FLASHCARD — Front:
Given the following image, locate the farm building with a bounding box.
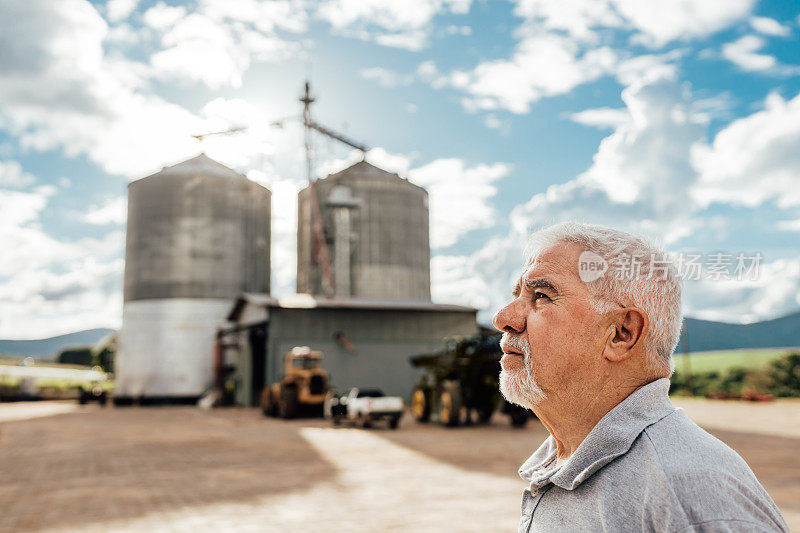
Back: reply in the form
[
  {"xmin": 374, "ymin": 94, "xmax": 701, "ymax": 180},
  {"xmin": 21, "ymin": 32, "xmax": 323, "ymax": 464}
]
[{"xmin": 219, "ymin": 293, "xmax": 478, "ymax": 406}]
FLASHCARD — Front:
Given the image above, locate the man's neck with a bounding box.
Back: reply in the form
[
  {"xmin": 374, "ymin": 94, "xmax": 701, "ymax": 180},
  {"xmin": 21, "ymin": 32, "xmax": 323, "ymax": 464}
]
[{"xmin": 534, "ymin": 379, "xmax": 649, "ymax": 463}]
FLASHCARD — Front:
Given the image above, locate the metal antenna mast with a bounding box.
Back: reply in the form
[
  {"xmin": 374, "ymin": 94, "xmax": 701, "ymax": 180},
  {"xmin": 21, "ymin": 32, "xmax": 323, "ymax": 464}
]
[{"xmin": 300, "ymin": 81, "xmax": 371, "ymax": 299}]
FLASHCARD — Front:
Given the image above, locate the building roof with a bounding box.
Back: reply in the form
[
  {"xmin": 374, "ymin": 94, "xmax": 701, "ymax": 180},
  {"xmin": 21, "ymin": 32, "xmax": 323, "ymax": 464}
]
[
  {"xmin": 326, "ymin": 160, "xmax": 401, "ymax": 181},
  {"xmin": 226, "ymin": 292, "xmax": 477, "ymax": 322}
]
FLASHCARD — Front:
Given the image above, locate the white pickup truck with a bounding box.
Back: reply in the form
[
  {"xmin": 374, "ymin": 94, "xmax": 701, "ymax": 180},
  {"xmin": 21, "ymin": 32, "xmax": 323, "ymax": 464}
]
[{"xmin": 324, "ymin": 387, "xmax": 404, "ymax": 429}]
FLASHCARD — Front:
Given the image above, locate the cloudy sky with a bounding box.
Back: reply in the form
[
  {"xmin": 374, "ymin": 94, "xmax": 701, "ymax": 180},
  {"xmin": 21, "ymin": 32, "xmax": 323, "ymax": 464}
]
[{"xmin": 1, "ymin": 0, "xmax": 799, "ymax": 338}]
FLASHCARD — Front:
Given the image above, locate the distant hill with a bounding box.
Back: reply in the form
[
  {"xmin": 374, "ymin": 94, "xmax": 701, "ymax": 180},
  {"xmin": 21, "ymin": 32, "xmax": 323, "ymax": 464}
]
[
  {"xmin": 677, "ymin": 311, "xmax": 800, "ymax": 353},
  {"xmin": 0, "ymin": 328, "xmax": 115, "ymax": 359}
]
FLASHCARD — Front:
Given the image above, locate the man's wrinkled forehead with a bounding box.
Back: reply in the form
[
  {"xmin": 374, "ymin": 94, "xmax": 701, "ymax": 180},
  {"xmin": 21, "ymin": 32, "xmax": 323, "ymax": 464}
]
[{"xmin": 514, "ymin": 244, "xmax": 582, "ymax": 293}]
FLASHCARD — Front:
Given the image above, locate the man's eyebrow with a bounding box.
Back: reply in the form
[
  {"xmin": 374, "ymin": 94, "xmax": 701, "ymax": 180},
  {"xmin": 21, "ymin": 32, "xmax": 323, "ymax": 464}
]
[
  {"xmin": 512, "ymin": 277, "xmax": 559, "ymax": 298},
  {"xmin": 524, "ymin": 277, "xmax": 559, "ymax": 295}
]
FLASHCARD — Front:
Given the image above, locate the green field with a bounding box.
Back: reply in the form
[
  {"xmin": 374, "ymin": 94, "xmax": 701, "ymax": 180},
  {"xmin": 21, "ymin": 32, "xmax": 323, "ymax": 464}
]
[{"xmin": 673, "ymin": 347, "xmax": 799, "ymax": 374}]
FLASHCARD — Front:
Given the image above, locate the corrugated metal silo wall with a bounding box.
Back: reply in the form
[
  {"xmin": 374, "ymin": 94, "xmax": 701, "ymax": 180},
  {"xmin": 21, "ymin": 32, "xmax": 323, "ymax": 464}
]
[
  {"xmin": 297, "ymin": 164, "xmax": 430, "ymax": 300},
  {"xmin": 262, "ymin": 307, "xmax": 477, "ymax": 402},
  {"xmin": 125, "ymin": 171, "xmax": 270, "ymax": 300}
]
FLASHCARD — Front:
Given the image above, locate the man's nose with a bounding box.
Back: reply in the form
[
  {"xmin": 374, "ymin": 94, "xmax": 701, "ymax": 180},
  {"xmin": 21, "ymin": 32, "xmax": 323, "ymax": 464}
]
[{"xmin": 492, "ymin": 300, "xmax": 525, "ymax": 334}]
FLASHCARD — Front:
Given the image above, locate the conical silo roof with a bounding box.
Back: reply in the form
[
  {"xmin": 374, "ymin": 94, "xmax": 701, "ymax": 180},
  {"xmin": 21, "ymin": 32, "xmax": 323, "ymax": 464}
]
[{"xmin": 136, "ymin": 153, "xmax": 246, "ymax": 183}]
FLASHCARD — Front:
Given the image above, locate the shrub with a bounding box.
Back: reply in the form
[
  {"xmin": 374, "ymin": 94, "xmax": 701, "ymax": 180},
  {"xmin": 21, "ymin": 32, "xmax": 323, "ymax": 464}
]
[{"xmin": 767, "ymin": 352, "xmax": 800, "ymax": 397}]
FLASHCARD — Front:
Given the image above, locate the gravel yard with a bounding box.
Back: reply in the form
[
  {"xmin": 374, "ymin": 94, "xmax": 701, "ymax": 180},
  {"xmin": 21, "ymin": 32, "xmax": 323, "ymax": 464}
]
[{"xmin": 0, "ymin": 401, "xmax": 797, "ymax": 532}]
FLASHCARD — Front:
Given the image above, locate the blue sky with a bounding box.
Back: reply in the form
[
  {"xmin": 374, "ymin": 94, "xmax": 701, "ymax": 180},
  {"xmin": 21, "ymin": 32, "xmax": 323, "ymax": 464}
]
[{"xmin": 1, "ymin": 0, "xmax": 799, "ymax": 338}]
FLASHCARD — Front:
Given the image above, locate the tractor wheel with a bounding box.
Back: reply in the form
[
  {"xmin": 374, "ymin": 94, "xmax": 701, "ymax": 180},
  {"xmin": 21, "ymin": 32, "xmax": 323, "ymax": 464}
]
[
  {"xmin": 389, "ymin": 416, "xmax": 400, "ymax": 430},
  {"xmin": 410, "ymin": 387, "xmax": 430, "ymax": 422},
  {"xmin": 279, "ymin": 387, "xmax": 299, "ymax": 419},
  {"xmin": 260, "ymin": 387, "xmax": 272, "ymax": 417},
  {"xmin": 439, "ymin": 381, "xmax": 463, "ymax": 427}
]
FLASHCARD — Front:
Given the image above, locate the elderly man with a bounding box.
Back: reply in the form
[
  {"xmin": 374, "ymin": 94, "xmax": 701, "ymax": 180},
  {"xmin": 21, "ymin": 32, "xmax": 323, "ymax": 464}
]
[{"xmin": 493, "ymin": 222, "xmax": 788, "ymax": 533}]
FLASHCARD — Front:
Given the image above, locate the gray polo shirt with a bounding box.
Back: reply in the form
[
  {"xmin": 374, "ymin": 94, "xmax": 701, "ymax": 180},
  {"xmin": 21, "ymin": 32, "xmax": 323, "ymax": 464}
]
[{"xmin": 517, "ymin": 378, "xmax": 788, "ymax": 532}]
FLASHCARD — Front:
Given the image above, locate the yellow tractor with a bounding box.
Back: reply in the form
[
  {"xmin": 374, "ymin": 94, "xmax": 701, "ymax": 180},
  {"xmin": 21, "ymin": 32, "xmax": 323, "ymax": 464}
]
[{"xmin": 261, "ymin": 346, "xmax": 329, "ymax": 418}]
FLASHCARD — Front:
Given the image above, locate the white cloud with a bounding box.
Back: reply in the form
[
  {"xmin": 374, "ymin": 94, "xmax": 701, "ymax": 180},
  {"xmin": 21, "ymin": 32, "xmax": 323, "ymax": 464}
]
[
  {"xmin": 84, "ymin": 196, "xmax": 127, "ymax": 225},
  {"xmin": 453, "ymin": 34, "xmax": 617, "ymax": 113},
  {"xmin": 0, "ymin": 160, "xmax": 36, "ymax": 188},
  {"xmin": 105, "ymin": 22, "xmax": 141, "ymax": 45},
  {"xmin": 146, "ymin": 0, "xmax": 306, "ymax": 89},
  {"xmin": 263, "ymin": 178, "xmax": 302, "ymax": 296},
  {"xmin": 777, "ymin": 219, "xmax": 800, "ymax": 232},
  {"xmin": 612, "ymin": 0, "xmax": 755, "ymax": 47},
  {"xmin": 578, "ymin": 75, "xmax": 704, "ymax": 215},
  {"xmin": 483, "ymin": 114, "xmax": 510, "ymax": 133},
  {"xmin": 360, "ymin": 67, "xmax": 413, "ymax": 87},
  {"xmin": 513, "ymin": 0, "xmax": 754, "ymax": 47},
  {"xmin": 409, "ymin": 159, "xmax": 510, "ymax": 248},
  {"xmin": 150, "ymin": 13, "xmax": 290, "ymax": 89},
  {"xmin": 683, "ymin": 257, "xmax": 800, "ymax": 323},
  {"xmin": 0, "ymin": 182, "xmax": 124, "ymax": 337},
  {"xmin": 416, "ymin": 60, "xmax": 438, "ymax": 78},
  {"xmin": 431, "ymin": 0, "xmax": 754, "ymax": 112},
  {"xmin": 748, "ymin": 16, "xmax": 791, "ymax": 37},
  {"xmin": 142, "ymin": 2, "xmax": 187, "ymax": 30},
  {"xmin": 374, "ymin": 30, "xmax": 429, "ymax": 51},
  {"xmin": 105, "ymin": 0, "xmax": 139, "ymax": 23},
  {"xmin": 613, "ymin": 50, "xmax": 682, "ymax": 86},
  {"xmin": 513, "ymin": 0, "xmax": 623, "ymax": 42},
  {"xmin": 721, "ymin": 35, "xmax": 776, "ymax": 72},
  {"xmin": 0, "ymin": 0, "xmax": 205, "ymax": 178},
  {"xmin": 430, "ymin": 235, "xmax": 525, "ymax": 319},
  {"xmin": 0, "ymin": 255, "xmax": 124, "ymax": 338},
  {"xmin": 316, "ymin": 0, "xmax": 471, "ymax": 50},
  {"xmin": 567, "ymin": 107, "xmax": 630, "ymax": 129},
  {"xmin": 692, "ymin": 91, "xmax": 800, "ymax": 209},
  {"xmin": 443, "ymin": 24, "xmax": 471, "ymax": 36},
  {"xmin": 431, "ymin": 254, "xmax": 493, "ymax": 311},
  {"xmin": 0, "ymin": 187, "xmax": 52, "ymax": 229}
]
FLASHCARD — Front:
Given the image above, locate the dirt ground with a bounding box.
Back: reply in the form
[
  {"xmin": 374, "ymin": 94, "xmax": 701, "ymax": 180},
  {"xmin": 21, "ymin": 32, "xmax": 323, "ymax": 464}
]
[{"xmin": 0, "ymin": 402, "xmax": 798, "ymax": 532}]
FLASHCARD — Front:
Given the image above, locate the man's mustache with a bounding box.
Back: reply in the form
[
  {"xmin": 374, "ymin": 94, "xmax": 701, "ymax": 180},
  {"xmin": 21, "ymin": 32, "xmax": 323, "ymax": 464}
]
[{"xmin": 500, "ymin": 332, "xmax": 531, "ymax": 357}]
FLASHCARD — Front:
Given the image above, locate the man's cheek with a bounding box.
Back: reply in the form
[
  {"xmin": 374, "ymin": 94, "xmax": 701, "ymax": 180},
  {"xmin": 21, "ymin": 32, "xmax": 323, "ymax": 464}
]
[{"xmin": 526, "ymin": 310, "xmax": 553, "ymax": 349}]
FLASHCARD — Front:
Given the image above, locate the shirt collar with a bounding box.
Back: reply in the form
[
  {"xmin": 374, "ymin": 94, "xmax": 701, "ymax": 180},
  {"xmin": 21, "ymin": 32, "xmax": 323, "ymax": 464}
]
[{"xmin": 519, "ymin": 378, "xmax": 676, "ymax": 491}]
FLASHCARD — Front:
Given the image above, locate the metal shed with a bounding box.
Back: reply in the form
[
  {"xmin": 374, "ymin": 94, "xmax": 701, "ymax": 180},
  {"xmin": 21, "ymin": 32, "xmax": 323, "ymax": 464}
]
[{"xmin": 221, "ymin": 294, "xmax": 478, "ymax": 406}]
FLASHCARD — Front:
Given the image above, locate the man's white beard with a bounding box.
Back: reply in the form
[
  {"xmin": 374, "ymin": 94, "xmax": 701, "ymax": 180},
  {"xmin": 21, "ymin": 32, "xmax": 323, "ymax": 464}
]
[{"xmin": 499, "ymin": 332, "xmax": 546, "ymax": 409}]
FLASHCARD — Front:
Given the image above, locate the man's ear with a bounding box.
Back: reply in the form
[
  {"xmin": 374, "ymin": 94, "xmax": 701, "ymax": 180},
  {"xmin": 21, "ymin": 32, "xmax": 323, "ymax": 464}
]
[{"xmin": 603, "ymin": 307, "xmax": 648, "ymax": 362}]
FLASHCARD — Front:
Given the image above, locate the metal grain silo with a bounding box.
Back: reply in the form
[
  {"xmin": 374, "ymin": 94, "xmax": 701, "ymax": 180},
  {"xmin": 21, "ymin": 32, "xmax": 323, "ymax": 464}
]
[
  {"xmin": 117, "ymin": 153, "xmax": 270, "ymax": 402},
  {"xmin": 297, "ymin": 160, "xmax": 430, "ymax": 301}
]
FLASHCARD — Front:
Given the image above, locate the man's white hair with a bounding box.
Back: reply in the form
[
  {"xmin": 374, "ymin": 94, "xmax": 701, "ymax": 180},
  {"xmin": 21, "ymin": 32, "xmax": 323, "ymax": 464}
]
[{"xmin": 526, "ymin": 222, "xmax": 683, "ymax": 376}]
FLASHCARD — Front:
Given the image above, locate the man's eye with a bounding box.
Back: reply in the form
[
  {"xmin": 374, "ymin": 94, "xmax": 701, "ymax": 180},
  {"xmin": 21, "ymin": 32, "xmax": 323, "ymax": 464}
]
[{"xmin": 534, "ymin": 292, "xmax": 550, "ymax": 301}]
